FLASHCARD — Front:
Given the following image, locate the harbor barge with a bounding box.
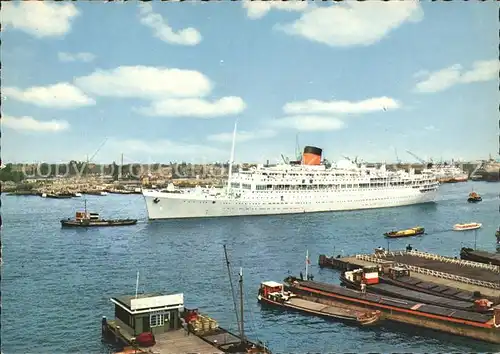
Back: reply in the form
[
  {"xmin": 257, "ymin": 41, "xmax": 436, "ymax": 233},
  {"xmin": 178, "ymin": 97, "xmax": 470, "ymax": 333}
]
[
  {"xmin": 368, "ymin": 266, "xmax": 495, "ymax": 303},
  {"xmin": 460, "ymin": 247, "xmax": 500, "ymax": 267},
  {"xmin": 319, "ymin": 250, "xmax": 500, "ymax": 291},
  {"xmin": 257, "ymin": 281, "xmax": 381, "ymax": 326},
  {"xmin": 284, "ymin": 277, "xmax": 500, "ymax": 344},
  {"xmin": 102, "ymin": 292, "xmax": 270, "ymax": 353},
  {"xmin": 339, "ymin": 267, "xmax": 495, "ymax": 312}
]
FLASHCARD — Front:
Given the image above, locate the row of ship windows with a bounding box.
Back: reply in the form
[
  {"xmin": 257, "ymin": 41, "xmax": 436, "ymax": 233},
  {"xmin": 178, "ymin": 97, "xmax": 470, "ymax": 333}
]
[
  {"xmin": 229, "ymin": 183, "xmax": 433, "ymax": 191},
  {"xmin": 182, "ymin": 196, "xmax": 414, "ymax": 204}
]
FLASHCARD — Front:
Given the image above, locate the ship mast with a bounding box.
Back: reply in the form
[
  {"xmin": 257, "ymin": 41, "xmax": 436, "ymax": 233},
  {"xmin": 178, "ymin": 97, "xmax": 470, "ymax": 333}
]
[
  {"xmin": 226, "ymin": 120, "xmax": 238, "ymax": 194},
  {"xmin": 223, "ymin": 245, "xmax": 242, "ymax": 341},
  {"xmin": 305, "ymin": 249, "xmax": 309, "ymax": 279},
  {"xmin": 238, "ymin": 267, "xmax": 245, "ymax": 343}
]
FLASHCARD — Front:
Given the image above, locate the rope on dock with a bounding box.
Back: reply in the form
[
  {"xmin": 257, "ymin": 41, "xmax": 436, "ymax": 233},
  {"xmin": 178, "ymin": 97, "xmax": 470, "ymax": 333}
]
[{"xmin": 354, "ymin": 254, "xmax": 500, "ymax": 290}]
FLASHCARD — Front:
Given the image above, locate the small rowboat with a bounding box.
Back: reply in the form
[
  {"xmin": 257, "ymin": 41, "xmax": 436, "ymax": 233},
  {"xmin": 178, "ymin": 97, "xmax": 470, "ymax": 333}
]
[
  {"xmin": 453, "ymin": 222, "xmax": 482, "ymax": 231},
  {"xmin": 384, "ymin": 226, "xmax": 425, "ymax": 238}
]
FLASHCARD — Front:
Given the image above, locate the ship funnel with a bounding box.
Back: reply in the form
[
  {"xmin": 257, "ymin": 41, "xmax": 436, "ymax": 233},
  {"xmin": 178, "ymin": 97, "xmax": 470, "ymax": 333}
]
[{"xmin": 302, "ymin": 146, "xmax": 322, "ymax": 165}]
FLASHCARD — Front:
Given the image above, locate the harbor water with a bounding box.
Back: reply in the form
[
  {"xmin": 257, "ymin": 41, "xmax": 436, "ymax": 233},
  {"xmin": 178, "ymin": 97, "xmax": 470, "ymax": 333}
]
[{"xmin": 2, "ymin": 182, "xmax": 500, "ymax": 353}]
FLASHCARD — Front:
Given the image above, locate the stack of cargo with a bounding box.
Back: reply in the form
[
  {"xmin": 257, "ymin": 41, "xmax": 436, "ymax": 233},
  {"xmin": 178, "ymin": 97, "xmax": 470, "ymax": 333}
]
[{"xmin": 191, "ymin": 314, "xmax": 218, "ymax": 333}]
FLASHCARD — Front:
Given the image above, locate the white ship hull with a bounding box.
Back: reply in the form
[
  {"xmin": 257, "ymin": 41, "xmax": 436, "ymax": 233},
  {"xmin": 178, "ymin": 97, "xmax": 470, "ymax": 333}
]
[{"xmin": 143, "ymin": 188, "xmax": 438, "ymax": 220}]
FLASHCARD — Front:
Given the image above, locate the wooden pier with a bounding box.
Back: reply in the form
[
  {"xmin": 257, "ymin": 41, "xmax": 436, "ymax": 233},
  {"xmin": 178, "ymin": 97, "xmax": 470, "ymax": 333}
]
[{"xmin": 106, "ymin": 319, "xmax": 224, "ymax": 354}]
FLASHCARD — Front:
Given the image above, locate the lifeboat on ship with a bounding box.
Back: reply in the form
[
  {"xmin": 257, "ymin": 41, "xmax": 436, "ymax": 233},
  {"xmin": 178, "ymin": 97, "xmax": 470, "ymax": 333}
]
[
  {"xmin": 453, "ymin": 222, "xmax": 482, "ymax": 231},
  {"xmin": 467, "ymin": 192, "xmax": 482, "ymax": 203},
  {"xmin": 384, "ymin": 226, "xmax": 425, "ymax": 238}
]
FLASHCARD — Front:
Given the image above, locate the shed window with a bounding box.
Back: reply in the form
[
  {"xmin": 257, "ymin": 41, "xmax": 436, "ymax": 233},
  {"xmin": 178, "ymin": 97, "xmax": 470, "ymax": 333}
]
[{"xmin": 150, "ymin": 311, "xmax": 169, "ymax": 327}]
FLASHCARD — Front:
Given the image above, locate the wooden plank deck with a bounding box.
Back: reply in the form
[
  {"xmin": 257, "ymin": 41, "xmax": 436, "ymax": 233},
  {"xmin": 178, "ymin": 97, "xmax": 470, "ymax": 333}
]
[{"xmin": 147, "ymin": 329, "xmax": 224, "ymax": 354}]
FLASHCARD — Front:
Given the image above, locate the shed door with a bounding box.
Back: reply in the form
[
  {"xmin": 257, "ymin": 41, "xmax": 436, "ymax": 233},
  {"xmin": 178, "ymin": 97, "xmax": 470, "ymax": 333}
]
[{"xmin": 143, "ymin": 316, "xmax": 150, "ymax": 333}]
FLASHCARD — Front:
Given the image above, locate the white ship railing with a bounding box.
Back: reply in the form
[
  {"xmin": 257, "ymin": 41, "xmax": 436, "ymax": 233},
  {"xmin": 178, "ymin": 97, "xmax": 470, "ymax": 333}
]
[
  {"xmin": 369, "ymin": 250, "xmax": 500, "ymax": 273},
  {"xmin": 355, "ymin": 254, "xmax": 500, "ymax": 290}
]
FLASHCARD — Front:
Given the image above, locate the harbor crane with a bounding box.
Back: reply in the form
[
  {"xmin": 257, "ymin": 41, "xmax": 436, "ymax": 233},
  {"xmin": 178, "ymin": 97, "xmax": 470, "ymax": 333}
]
[{"xmin": 406, "ymin": 150, "xmax": 433, "ymax": 169}]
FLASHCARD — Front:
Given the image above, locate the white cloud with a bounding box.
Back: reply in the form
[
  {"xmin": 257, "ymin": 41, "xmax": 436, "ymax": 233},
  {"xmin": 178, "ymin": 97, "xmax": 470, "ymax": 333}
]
[
  {"xmin": 74, "ymin": 66, "xmax": 212, "ymax": 99},
  {"xmin": 459, "ymin": 59, "xmax": 499, "ymax": 83},
  {"xmin": 58, "ymin": 52, "xmax": 96, "ymax": 63},
  {"xmin": 242, "ymin": 0, "xmax": 309, "ymax": 19},
  {"xmin": 138, "ymin": 3, "xmax": 202, "ymax": 46},
  {"xmin": 270, "ymin": 116, "xmax": 345, "ymax": 131},
  {"xmin": 137, "ymin": 97, "xmax": 246, "ymax": 118},
  {"xmin": 414, "ymin": 64, "xmax": 462, "ymax": 93},
  {"xmin": 2, "ymin": 115, "xmax": 69, "ymax": 132},
  {"xmin": 275, "ymin": 1, "xmax": 422, "ymax": 47},
  {"xmin": 1, "ymin": 1, "xmax": 79, "ymax": 38},
  {"xmin": 3, "ymin": 83, "xmax": 96, "ymax": 109},
  {"xmin": 283, "ymin": 96, "xmax": 401, "ymax": 115},
  {"xmin": 207, "ymin": 129, "xmax": 276, "ymax": 143},
  {"xmin": 424, "ymin": 125, "xmax": 438, "ymax": 131},
  {"xmin": 415, "ymin": 59, "xmax": 499, "ymax": 93}
]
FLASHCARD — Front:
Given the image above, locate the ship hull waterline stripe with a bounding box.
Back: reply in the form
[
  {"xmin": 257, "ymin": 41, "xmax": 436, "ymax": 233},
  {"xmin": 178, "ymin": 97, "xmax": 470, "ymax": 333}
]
[{"xmin": 295, "ymin": 285, "xmax": 493, "ymax": 329}]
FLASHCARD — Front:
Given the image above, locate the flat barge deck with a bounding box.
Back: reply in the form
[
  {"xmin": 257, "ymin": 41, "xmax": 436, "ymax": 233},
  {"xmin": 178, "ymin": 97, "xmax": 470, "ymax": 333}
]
[
  {"xmin": 357, "ymin": 282, "xmax": 479, "ymax": 311},
  {"xmin": 258, "ymin": 281, "xmax": 381, "ymax": 326},
  {"xmin": 319, "ymin": 250, "xmax": 500, "ymax": 292},
  {"xmin": 285, "ymin": 277, "xmax": 500, "ymax": 344},
  {"xmin": 376, "ymin": 251, "xmax": 500, "ymax": 282},
  {"xmin": 460, "ymin": 247, "xmax": 500, "ymax": 266}
]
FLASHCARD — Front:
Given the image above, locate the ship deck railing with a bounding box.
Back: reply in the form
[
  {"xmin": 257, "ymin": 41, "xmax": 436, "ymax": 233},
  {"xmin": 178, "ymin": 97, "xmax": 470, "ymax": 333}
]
[
  {"xmin": 355, "ymin": 254, "xmax": 500, "ymax": 290},
  {"xmin": 370, "ymin": 250, "xmax": 500, "ymax": 273}
]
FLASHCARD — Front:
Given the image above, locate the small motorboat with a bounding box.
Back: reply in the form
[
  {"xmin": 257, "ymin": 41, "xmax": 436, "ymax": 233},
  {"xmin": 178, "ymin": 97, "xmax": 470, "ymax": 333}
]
[
  {"xmin": 257, "ymin": 281, "xmax": 381, "ymax": 326},
  {"xmin": 467, "ymin": 191, "xmax": 482, "ymax": 203},
  {"xmin": 61, "ymin": 211, "xmax": 137, "ymax": 228},
  {"xmin": 453, "ymin": 222, "xmax": 482, "ymax": 231},
  {"xmin": 384, "ymin": 226, "xmax": 425, "ymax": 238}
]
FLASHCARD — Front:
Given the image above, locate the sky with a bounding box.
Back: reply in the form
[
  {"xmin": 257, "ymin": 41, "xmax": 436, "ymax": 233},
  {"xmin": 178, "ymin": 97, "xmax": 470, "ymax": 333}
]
[{"xmin": 2, "ymin": 0, "xmax": 499, "ymax": 164}]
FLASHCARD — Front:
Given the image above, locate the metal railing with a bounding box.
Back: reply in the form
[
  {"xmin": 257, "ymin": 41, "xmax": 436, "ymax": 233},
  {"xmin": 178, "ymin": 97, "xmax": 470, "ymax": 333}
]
[
  {"xmin": 406, "ymin": 250, "xmax": 500, "ymax": 273},
  {"xmin": 355, "ymin": 254, "xmax": 500, "ymax": 290}
]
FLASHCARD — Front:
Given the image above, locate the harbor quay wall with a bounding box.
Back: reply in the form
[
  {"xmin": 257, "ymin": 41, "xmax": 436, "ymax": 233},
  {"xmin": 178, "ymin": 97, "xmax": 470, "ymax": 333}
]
[{"xmin": 297, "ymin": 293, "xmax": 500, "ymax": 344}]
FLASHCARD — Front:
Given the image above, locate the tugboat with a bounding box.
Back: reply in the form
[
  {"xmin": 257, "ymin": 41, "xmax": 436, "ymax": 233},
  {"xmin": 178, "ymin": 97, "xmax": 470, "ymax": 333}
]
[
  {"xmin": 467, "ymin": 191, "xmax": 482, "ymax": 203},
  {"xmin": 384, "ymin": 226, "xmax": 425, "ymax": 238},
  {"xmin": 60, "ymin": 199, "xmax": 137, "ymax": 227}
]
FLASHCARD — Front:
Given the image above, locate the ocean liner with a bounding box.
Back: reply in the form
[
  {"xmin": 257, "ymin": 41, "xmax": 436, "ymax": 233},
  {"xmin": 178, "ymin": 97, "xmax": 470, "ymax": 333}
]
[{"xmin": 143, "ymin": 140, "xmax": 439, "ymax": 220}]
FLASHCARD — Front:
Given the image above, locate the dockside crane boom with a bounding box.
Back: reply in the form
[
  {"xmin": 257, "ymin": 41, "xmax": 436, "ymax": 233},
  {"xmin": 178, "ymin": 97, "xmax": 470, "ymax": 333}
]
[{"xmin": 405, "ymin": 150, "xmax": 427, "ymax": 164}]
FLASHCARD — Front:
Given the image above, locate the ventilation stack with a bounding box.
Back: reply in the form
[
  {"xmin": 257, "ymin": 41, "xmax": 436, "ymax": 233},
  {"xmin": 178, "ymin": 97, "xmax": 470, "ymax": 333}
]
[{"xmin": 302, "ymin": 146, "xmax": 322, "ymax": 165}]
